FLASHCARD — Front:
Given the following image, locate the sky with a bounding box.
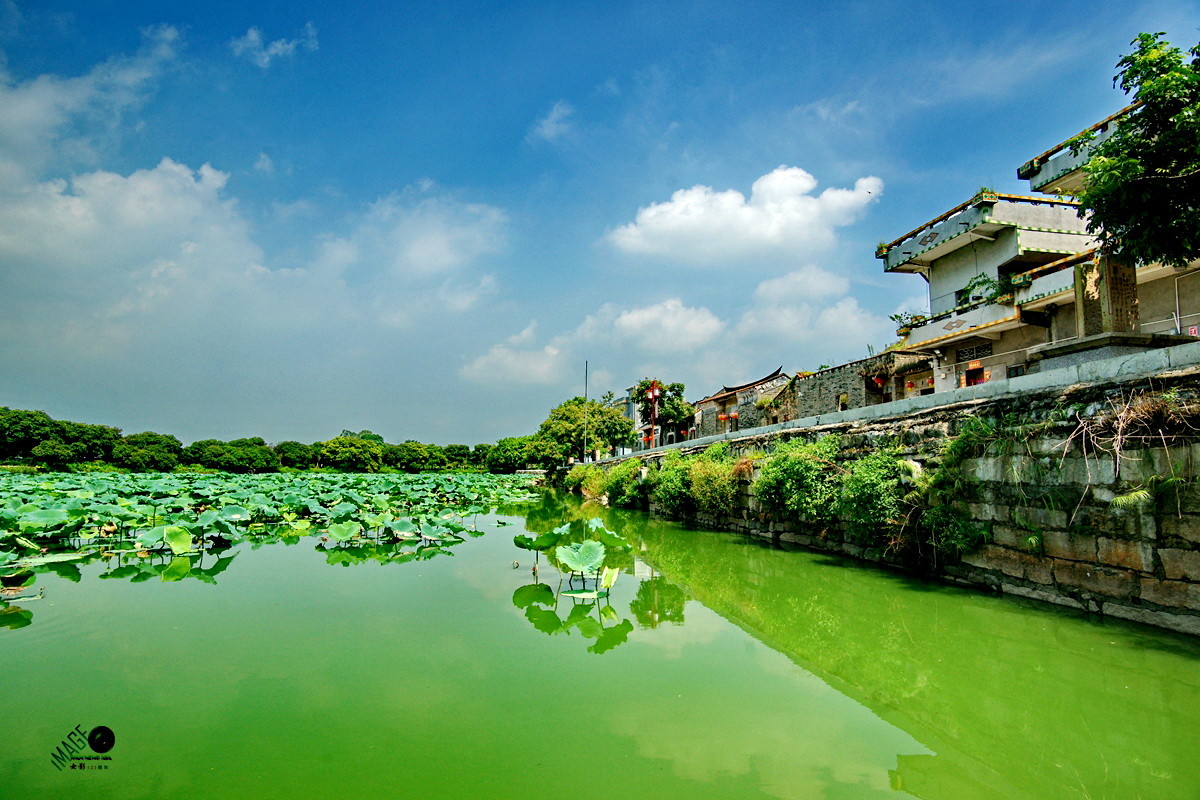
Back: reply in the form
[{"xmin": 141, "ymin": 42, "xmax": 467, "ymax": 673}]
[{"xmin": 0, "ymin": 0, "xmax": 1197, "ymax": 445}]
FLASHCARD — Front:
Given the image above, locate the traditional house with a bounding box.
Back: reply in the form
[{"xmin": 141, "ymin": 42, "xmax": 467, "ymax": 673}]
[
  {"xmin": 762, "ymin": 351, "xmax": 933, "ymax": 422},
  {"xmin": 878, "ymin": 191, "xmax": 1093, "ymax": 389},
  {"xmin": 695, "ymin": 368, "xmax": 790, "ymax": 437},
  {"xmin": 1016, "ymin": 105, "xmax": 1200, "ymax": 368}
]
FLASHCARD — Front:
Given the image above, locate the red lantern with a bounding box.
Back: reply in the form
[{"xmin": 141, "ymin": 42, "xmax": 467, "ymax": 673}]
[
  {"xmin": 717, "ymin": 413, "xmax": 728, "ymax": 421},
  {"xmin": 730, "ymin": 411, "xmax": 739, "ymax": 419},
  {"xmin": 873, "ymin": 376, "xmax": 885, "ymax": 386},
  {"xmin": 926, "ymin": 377, "xmax": 934, "ymax": 386},
  {"xmin": 906, "ymin": 381, "xmax": 915, "ymax": 389}
]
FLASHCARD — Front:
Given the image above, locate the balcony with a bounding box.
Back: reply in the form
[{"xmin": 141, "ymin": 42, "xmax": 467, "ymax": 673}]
[
  {"xmin": 1016, "ymin": 268, "xmax": 1075, "ymax": 309},
  {"xmin": 878, "ymin": 192, "xmax": 1087, "ymax": 276},
  {"xmin": 1017, "ymin": 104, "xmax": 1137, "ymax": 195},
  {"xmin": 904, "ymin": 300, "xmax": 1020, "ymax": 350}
]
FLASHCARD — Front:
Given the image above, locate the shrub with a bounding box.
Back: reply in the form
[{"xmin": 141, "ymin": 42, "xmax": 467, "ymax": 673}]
[
  {"xmin": 604, "ymin": 459, "xmax": 647, "ymax": 508},
  {"xmin": 753, "ymin": 435, "xmax": 842, "ymax": 521},
  {"xmin": 838, "ymin": 450, "xmax": 903, "ymax": 543},
  {"xmin": 688, "ymin": 457, "xmax": 739, "ymax": 516},
  {"xmin": 563, "ymin": 464, "xmax": 590, "ymax": 491},
  {"xmin": 651, "ymin": 450, "xmax": 694, "ymax": 515}
]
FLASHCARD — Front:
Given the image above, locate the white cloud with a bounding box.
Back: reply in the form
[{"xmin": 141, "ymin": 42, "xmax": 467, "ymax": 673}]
[
  {"xmin": 317, "ymin": 190, "xmax": 506, "ymax": 281},
  {"xmin": 753, "ymin": 266, "xmax": 848, "ymax": 302},
  {"xmin": 230, "ymin": 22, "xmax": 318, "ymax": 68},
  {"xmin": 613, "ymin": 298, "xmax": 725, "ymax": 353},
  {"xmin": 254, "ymin": 152, "xmax": 274, "ymax": 172},
  {"xmin": 0, "ymin": 24, "xmax": 178, "ymax": 180},
  {"xmin": 606, "ymin": 166, "xmax": 882, "ymax": 265},
  {"xmin": 462, "ymin": 342, "xmax": 568, "ymax": 386},
  {"xmin": 528, "ymin": 100, "xmax": 575, "ymax": 143}
]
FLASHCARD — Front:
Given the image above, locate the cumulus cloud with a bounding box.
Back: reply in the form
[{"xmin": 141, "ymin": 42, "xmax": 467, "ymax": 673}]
[
  {"xmin": 230, "ymin": 22, "xmax": 318, "ymax": 68},
  {"xmin": 753, "ymin": 266, "xmax": 849, "ymax": 302},
  {"xmin": 316, "ymin": 189, "xmax": 506, "ymax": 283},
  {"xmin": 463, "ymin": 268, "xmax": 891, "ymax": 394},
  {"xmin": 0, "ymin": 24, "xmax": 178, "ymax": 181},
  {"xmin": 612, "ymin": 298, "xmax": 725, "ymax": 353},
  {"xmin": 606, "ymin": 166, "xmax": 882, "ymax": 265},
  {"xmin": 528, "ymin": 100, "xmax": 574, "ymax": 143},
  {"xmin": 254, "ymin": 152, "xmax": 274, "ymax": 173}
]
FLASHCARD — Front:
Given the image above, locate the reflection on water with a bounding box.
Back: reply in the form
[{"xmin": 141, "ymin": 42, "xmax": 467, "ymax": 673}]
[{"xmin": 1, "ymin": 490, "xmax": 1199, "ymax": 800}]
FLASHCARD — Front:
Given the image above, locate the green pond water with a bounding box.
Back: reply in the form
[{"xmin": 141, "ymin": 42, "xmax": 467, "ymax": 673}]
[{"xmin": 3, "ymin": 491, "xmax": 1200, "ymax": 800}]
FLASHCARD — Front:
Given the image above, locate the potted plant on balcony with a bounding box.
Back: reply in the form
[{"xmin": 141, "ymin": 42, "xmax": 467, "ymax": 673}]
[{"xmin": 889, "ymin": 311, "xmax": 927, "ymax": 336}]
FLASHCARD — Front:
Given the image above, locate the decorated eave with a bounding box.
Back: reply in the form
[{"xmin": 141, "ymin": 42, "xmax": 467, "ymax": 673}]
[
  {"xmin": 875, "ymin": 192, "xmax": 1081, "ymax": 275},
  {"xmin": 697, "ymin": 367, "xmax": 785, "ymax": 405},
  {"xmin": 1016, "ymin": 103, "xmax": 1139, "ymax": 195}
]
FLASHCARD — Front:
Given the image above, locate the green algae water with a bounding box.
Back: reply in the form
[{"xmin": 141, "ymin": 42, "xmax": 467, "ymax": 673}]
[{"xmin": 3, "ymin": 491, "xmax": 1199, "ymax": 800}]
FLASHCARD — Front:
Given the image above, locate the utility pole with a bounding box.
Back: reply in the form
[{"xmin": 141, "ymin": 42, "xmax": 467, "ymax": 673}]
[{"xmin": 578, "ymin": 362, "xmax": 583, "ymax": 465}]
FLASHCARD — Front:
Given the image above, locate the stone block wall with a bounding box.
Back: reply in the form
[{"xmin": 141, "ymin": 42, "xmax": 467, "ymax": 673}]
[{"xmin": 595, "ymin": 371, "xmax": 1200, "ymax": 637}]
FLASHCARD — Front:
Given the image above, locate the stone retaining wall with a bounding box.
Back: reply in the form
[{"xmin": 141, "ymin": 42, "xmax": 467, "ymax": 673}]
[{"xmin": 587, "ymin": 364, "xmax": 1200, "ymax": 636}]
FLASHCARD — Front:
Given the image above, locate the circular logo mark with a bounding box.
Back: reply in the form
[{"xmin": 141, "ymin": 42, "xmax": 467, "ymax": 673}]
[{"xmin": 88, "ymin": 726, "xmax": 115, "ymax": 754}]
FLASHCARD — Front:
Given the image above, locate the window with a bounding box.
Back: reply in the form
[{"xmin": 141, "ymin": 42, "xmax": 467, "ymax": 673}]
[
  {"xmin": 1006, "ymin": 364, "xmax": 1027, "ymax": 379},
  {"xmin": 956, "ymin": 342, "xmax": 993, "ymax": 363}
]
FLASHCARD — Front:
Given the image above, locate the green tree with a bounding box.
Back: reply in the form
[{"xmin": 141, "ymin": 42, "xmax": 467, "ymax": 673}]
[
  {"xmin": 383, "ymin": 441, "xmax": 431, "ymax": 473},
  {"xmin": 632, "ymin": 379, "xmax": 695, "ymax": 442},
  {"xmin": 122, "ymin": 431, "xmax": 183, "ymax": 457},
  {"xmin": 0, "ymin": 407, "xmax": 60, "ymax": 460},
  {"xmin": 537, "ymin": 396, "xmax": 635, "ymax": 462},
  {"xmin": 1075, "ymin": 33, "xmax": 1200, "ymax": 268},
  {"xmin": 58, "ymin": 421, "xmax": 122, "ymax": 462},
  {"xmin": 273, "ymin": 440, "xmax": 315, "ymax": 469},
  {"xmin": 471, "ymin": 443, "xmax": 492, "ymax": 467},
  {"xmin": 30, "ymin": 439, "xmax": 77, "ymax": 470},
  {"xmin": 443, "ymin": 444, "xmax": 471, "ymax": 467},
  {"xmin": 319, "ymin": 436, "xmax": 383, "ymax": 472},
  {"xmin": 340, "ymin": 429, "xmax": 385, "ymax": 443}
]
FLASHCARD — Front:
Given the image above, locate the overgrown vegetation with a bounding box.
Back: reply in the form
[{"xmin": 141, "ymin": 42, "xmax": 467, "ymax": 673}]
[{"xmin": 1073, "ymin": 33, "xmax": 1200, "ymax": 269}]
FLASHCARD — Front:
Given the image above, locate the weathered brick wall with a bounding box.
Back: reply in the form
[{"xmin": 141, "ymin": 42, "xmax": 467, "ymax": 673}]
[{"xmin": 592, "ymin": 370, "xmax": 1200, "ymax": 637}]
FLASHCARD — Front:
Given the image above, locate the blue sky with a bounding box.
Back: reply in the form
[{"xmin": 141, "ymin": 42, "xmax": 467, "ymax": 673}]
[{"xmin": 1, "ymin": 0, "xmax": 1197, "ymax": 445}]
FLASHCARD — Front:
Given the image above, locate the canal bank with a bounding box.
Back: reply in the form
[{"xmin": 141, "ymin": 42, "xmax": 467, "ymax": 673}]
[{"xmin": 580, "ymin": 340, "xmax": 1200, "ymax": 636}]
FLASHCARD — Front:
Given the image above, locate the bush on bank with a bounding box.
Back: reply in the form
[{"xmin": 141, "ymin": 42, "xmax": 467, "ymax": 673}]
[{"xmin": 563, "ymin": 434, "xmax": 985, "ymax": 559}]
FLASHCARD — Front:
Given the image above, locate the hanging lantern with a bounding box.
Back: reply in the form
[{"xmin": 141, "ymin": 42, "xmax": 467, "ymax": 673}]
[
  {"xmin": 730, "ymin": 411, "xmax": 739, "ymax": 419},
  {"xmin": 906, "ymin": 381, "xmax": 916, "ymax": 389},
  {"xmin": 717, "ymin": 413, "xmax": 728, "ymax": 421},
  {"xmin": 926, "ymin": 377, "xmax": 935, "ymax": 386},
  {"xmin": 873, "ymin": 376, "xmax": 885, "ymax": 387}
]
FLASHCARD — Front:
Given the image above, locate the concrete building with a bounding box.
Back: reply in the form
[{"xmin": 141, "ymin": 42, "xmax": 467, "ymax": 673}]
[
  {"xmin": 1016, "ymin": 105, "xmax": 1200, "ymax": 368},
  {"xmin": 695, "ymin": 368, "xmax": 789, "ymax": 438},
  {"xmin": 878, "ymin": 191, "xmax": 1093, "ymax": 389}
]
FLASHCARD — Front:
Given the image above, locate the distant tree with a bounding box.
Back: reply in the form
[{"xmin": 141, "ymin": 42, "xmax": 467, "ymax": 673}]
[
  {"xmin": 523, "ymin": 436, "xmax": 566, "ymax": 470},
  {"xmin": 340, "ymin": 429, "xmax": 385, "ymax": 443},
  {"xmin": 273, "ymin": 441, "xmax": 315, "ymax": 469},
  {"xmin": 0, "ymin": 407, "xmax": 60, "ymax": 460},
  {"xmin": 111, "ymin": 442, "xmax": 178, "ymax": 472},
  {"xmin": 182, "ymin": 439, "xmax": 279, "ymax": 472},
  {"xmin": 471, "ymin": 443, "xmax": 492, "ymax": 467},
  {"xmin": 1075, "ymin": 33, "xmax": 1200, "ymax": 268},
  {"xmin": 632, "ymin": 379, "xmax": 694, "ymax": 429},
  {"xmin": 320, "ymin": 436, "xmax": 383, "ymax": 472},
  {"xmin": 122, "ymin": 431, "xmax": 183, "ymax": 457},
  {"xmin": 30, "ymin": 439, "xmax": 77, "ymax": 470},
  {"xmin": 537, "ymin": 397, "xmax": 635, "ymax": 462},
  {"xmin": 58, "ymin": 421, "xmax": 122, "ymax": 462},
  {"xmin": 383, "ymin": 441, "xmax": 431, "ymax": 473},
  {"xmin": 443, "ymin": 444, "xmax": 471, "ymax": 467},
  {"xmin": 486, "ymin": 437, "xmax": 530, "ymax": 474},
  {"xmin": 423, "ymin": 443, "xmax": 448, "ymax": 471}
]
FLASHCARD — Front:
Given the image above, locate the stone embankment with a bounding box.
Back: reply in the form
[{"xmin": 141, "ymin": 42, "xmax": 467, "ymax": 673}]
[{"xmin": 588, "ymin": 343, "xmax": 1200, "ymax": 636}]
